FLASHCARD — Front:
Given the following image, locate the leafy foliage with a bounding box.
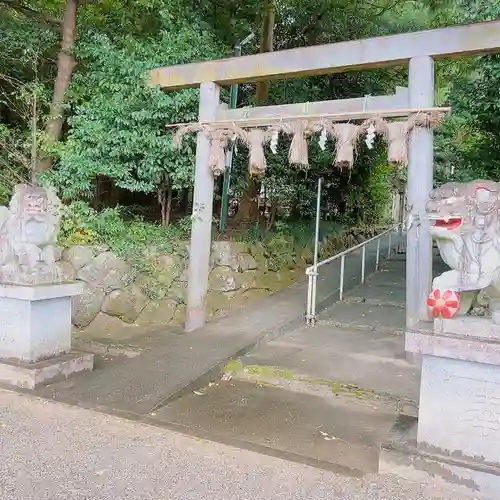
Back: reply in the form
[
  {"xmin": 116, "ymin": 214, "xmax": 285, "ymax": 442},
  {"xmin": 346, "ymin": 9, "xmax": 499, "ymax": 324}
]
[
  {"xmin": 4, "ymin": 0, "xmax": 499, "ymax": 253},
  {"xmin": 0, "ymin": 6, "xmax": 57, "ymax": 199},
  {"xmin": 46, "ymin": 14, "xmax": 225, "ymax": 198},
  {"xmin": 59, "ymin": 200, "xmax": 192, "ymax": 274},
  {"xmin": 431, "ymin": 1, "xmax": 500, "ymax": 184}
]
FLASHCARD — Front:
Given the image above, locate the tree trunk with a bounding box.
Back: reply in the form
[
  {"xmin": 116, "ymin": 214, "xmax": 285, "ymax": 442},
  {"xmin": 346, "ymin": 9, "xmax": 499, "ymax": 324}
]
[
  {"xmin": 232, "ymin": 180, "xmax": 261, "ymax": 227},
  {"xmin": 30, "ymin": 91, "xmax": 38, "ymax": 184},
  {"xmin": 36, "ymin": 0, "xmax": 78, "ymax": 176},
  {"xmin": 234, "ymin": 0, "xmax": 275, "ymax": 226},
  {"xmin": 184, "ymin": 187, "xmax": 192, "ymax": 216},
  {"xmin": 255, "ymin": 0, "xmax": 275, "ymax": 103},
  {"xmin": 159, "ymin": 185, "xmax": 173, "ymax": 227},
  {"xmin": 265, "ymin": 199, "xmax": 278, "ymax": 233},
  {"xmin": 165, "ymin": 186, "xmax": 173, "ymax": 226}
]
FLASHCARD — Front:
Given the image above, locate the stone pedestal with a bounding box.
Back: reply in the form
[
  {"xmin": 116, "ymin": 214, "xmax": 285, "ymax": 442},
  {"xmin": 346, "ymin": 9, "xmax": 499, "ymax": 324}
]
[
  {"xmin": 0, "ymin": 282, "xmax": 94, "ymax": 389},
  {"xmin": 380, "ymin": 317, "xmax": 500, "ymax": 499}
]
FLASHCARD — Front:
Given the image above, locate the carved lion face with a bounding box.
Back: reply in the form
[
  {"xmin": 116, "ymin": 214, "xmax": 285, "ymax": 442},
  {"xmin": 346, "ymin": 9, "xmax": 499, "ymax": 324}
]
[
  {"xmin": 23, "ymin": 193, "xmax": 48, "ymax": 217},
  {"xmin": 426, "ymin": 180, "xmax": 499, "ymax": 240},
  {"xmin": 426, "ymin": 182, "xmax": 466, "ymax": 238},
  {"xmin": 10, "ymin": 184, "xmax": 58, "ymax": 220}
]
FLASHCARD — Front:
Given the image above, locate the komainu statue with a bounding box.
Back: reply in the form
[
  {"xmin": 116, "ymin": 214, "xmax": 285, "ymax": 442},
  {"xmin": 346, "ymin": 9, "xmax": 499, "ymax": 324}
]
[
  {"xmin": 0, "ymin": 184, "xmax": 63, "ymax": 285},
  {"xmin": 426, "ymin": 180, "xmax": 500, "ymax": 322}
]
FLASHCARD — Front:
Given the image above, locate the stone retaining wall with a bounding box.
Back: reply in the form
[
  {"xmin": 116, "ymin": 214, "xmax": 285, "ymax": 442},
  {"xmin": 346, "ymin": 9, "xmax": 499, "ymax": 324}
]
[{"xmin": 68, "ymin": 227, "xmax": 382, "ymax": 334}]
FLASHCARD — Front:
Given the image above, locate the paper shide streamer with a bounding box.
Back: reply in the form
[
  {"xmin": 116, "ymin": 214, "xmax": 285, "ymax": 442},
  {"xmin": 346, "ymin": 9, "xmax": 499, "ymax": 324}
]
[{"xmin": 170, "ymin": 111, "xmax": 445, "ymax": 175}]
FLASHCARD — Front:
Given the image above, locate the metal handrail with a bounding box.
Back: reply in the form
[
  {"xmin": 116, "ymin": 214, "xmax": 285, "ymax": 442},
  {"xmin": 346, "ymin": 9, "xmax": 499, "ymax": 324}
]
[{"xmin": 305, "ymin": 224, "xmax": 401, "ymax": 326}]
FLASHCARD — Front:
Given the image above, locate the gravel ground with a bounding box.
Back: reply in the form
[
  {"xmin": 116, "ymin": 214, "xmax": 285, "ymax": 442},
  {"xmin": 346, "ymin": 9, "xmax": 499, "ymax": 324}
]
[{"xmin": 0, "ymin": 389, "xmax": 474, "ymax": 500}]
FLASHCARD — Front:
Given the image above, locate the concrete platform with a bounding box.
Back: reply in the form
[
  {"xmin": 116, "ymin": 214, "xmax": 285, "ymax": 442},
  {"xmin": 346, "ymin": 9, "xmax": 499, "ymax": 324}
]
[
  {"xmin": 362, "ymin": 272, "xmax": 406, "ymax": 289},
  {"xmin": 317, "ymin": 301, "xmax": 406, "ymax": 334},
  {"xmin": 23, "ymin": 235, "xmax": 420, "ymax": 478},
  {"xmin": 241, "ymin": 324, "xmax": 419, "ymax": 402},
  {"xmin": 0, "ymin": 352, "xmax": 94, "ymax": 390},
  {"xmin": 345, "ymin": 284, "xmax": 405, "ymax": 307},
  {"xmin": 148, "ymin": 250, "xmax": 417, "ymax": 473},
  {"xmin": 171, "ymin": 256, "xmax": 420, "ymax": 473},
  {"xmin": 154, "ymin": 378, "xmax": 398, "ymax": 475},
  {"xmin": 380, "ymin": 414, "xmax": 500, "ymax": 500},
  {"xmin": 0, "ymin": 388, "xmax": 475, "ymax": 500}
]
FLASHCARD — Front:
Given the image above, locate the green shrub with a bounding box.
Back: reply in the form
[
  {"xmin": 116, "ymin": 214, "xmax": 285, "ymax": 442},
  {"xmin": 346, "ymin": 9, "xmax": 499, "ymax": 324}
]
[{"xmin": 58, "ymin": 201, "xmax": 192, "ymax": 274}]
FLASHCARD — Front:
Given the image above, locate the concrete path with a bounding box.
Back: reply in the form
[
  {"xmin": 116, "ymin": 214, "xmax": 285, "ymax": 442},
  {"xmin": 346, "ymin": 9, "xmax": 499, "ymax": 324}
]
[
  {"xmin": 149, "ymin": 254, "xmax": 418, "ymax": 475},
  {"xmin": 0, "ymin": 388, "xmax": 471, "ymax": 500},
  {"xmin": 34, "ymin": 233, "xmax": 399, "ymax": 416},
  {"xmin": 146, "ymin": 253, "xmax": 452, "ymax": 476}
]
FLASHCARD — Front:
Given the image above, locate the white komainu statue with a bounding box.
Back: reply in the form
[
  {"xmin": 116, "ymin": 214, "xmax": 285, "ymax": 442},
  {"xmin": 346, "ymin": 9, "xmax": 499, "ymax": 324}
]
[
  {"xmin": 426, "ymin": 180, "xmax": 500, "ymax": 322},
  {"xmin": 0, "ymin": 184, "xmax": 63, "ymax": 285}
]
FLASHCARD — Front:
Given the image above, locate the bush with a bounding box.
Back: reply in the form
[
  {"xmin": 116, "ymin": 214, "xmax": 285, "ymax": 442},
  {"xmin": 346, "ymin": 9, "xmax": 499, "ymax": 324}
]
[{"xmin": 59, "ymin": 201, "xmax": 191, "ymax": 273}]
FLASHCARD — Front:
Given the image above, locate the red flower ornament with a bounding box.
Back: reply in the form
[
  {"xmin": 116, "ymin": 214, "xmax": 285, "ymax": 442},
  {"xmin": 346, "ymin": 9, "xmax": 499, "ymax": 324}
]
[{"xmin": 426, "ymin": 289, "xmax": 460, "ymax": 318}]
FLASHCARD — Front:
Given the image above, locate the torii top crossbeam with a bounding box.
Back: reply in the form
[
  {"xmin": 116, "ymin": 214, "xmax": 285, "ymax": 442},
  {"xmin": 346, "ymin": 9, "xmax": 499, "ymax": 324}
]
[{"xmin": 150, "ymin": 20, "xmax": 500, "ymax": 90}]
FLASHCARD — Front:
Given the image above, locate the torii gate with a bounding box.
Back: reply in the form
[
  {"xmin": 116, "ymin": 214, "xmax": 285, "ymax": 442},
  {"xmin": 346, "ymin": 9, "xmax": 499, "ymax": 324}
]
[{"xmin": 149, "ymin": 20, "xmax": 500, "ymax": 333}]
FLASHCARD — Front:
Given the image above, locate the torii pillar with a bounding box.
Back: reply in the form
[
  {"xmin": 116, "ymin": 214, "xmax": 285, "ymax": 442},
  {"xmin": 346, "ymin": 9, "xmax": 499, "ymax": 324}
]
[
  {"xmin": 406, "ymin": 56, "xmax": 434, "ymax": 329},
  {"xmin": 185, "ymin": 82, "xmax": 220, "ymax": 332}
]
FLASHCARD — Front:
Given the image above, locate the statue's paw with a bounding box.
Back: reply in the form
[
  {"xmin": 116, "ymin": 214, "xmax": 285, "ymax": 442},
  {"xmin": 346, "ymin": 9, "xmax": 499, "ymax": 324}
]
[
  {"xmin": 42, "ymin": 245, "xmax": 59, "ymax": 264},
  {"xmin": 0, "ymin": 242, "xmax": 12, "ymax": 266},
  {"xmin": 493, "ymin": 310, "xmax": 500, "ymax": 325}
]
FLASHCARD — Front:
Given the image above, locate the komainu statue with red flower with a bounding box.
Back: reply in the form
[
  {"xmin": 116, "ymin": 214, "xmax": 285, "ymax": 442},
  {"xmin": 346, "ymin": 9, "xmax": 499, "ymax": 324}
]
[{"xmin": 426, "ymin": 180, "xmax": 500, "ymax": 322}]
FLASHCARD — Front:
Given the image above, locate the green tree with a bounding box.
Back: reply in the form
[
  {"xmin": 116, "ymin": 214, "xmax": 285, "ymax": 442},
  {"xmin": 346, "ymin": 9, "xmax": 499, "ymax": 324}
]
[
  {"xmin": 0, "ymin": 0, "xmax": 460, "ymax": 232},
  {"xmin": 430, "ymin": 1, "xmax": 500, "ymax": 183},
  {"xmin": 0, "ymin": 4, "xmax": 56, "ymax": 195},
  {"xmin": 47, "ymin": 12, "xmax": 225, "ymax": 225}
]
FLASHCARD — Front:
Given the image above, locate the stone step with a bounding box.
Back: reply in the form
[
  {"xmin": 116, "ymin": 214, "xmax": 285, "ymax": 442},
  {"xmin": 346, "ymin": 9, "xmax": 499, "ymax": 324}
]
[
  {"xmin": 343, "ymin": 288, "xmax": 405, "ymax": 308},
  {"xmin": 153, "ymin": 378, "xmax": 399, "ymax": 475},
  {"xmin": 317, "ymin": 301, "xmax": 406, "ymax": 334},
  {"xmin": 238, "ymin": 324, "xmax": 420, "ymax": 404},
  {"xmin": 352, "ymin": 270, "xmax": 406, "ymax": 290},
  {"xmin": 379, "ymin": 256, "xmax": 407, "ymax": 269}
]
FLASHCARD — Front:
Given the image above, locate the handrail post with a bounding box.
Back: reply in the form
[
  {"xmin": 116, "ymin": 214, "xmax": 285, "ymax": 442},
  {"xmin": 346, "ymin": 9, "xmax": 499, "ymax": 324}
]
[
  {"xmin": 306, "ymin": 271, "xmax": 313, "ymax": 325},
  {"xmin": 306, "ymin": 177, "xmax": 323, "ymax": 327},
  {"xmin": 313, "ymin": 178, "xmax": 322, "ymax": 273},
  {"xmin": 399, "ymin": 224, "xmax": 403, "ymax": 253},
  {"xmin": 361, "ymin": 244, "xmax": 366, "ymax": 284},
  {"xmin": 376, "ymin": 239, "xmax": 380, "ymax": 271},
  {"xmin": 311, "ymin": 272, "xmax": 318, "ymax": 321},
  {"xmin": 339, "ymin": 254, "xmax": 345, "ymax": 301}
]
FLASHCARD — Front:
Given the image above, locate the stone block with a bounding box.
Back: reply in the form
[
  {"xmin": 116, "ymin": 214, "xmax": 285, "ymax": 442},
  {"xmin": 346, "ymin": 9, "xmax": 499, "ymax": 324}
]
[
  {"xmin": 0, "ymin": 282, "xmax": 83, "ymax": 363},
  {"xmin": 60, "ymin": 261, "xmax": 76, "ymax": 281},
  {"xmin": 171, "ymin": 303, "xmax": 186, "ymax": 325},
  {"xmin": 62, "ymin": 245, "xmax": 96, "ymax": 270},
  {"xmin": 101, "ymin": 285, "xmax": 150, "ymax": 323},
  {"xmin": 249, "ymin": 244, "xmax": 269, "ymax": 271},
  {"xmin": 155, "ymin": 254, "xmax": 180, "ymax": 287},
  {"xmin": 72, "ymin": 282, "xmax": 105, "ymax": 328},
  {"xmin": 236, "ymin": 270, "xmax": 258, "ymax": 291},
  {"xmin": 237, "ymin": 253, "xmax": 257, "ymax": 271},
  {"xmin": 435, "ymin": 316, "xmax": 500, "ymax": 341},
  {"xmin": 167, "ymin": 281, "xmax": 186, "ymax": 303},
  {"xmin": 418, "ymin": 355, "xmax": 500, "ymax": 464},
  {"xmin": 406, "ymin": 319, "xmax": 500, "ymax": 367},
  {"xmin": 0, "ymin": 352, "xmax": 94, "ymax": 390},
  {"xmin": 407, "ymin": 319, "xmax": 500, "ymax": 464},
  {"xmin": 77, "ymin": 252, "xmax": 133, "ymax": 293},
  {"xmin": 211, "ymin": 242, "xmax": 240, "ymax": 271},
  {"xmin": 388, "ymin": 317, "xmax": 500, "ymax": 498},
  {"xmin": 208, "ymin": 267, "xmax": 238, "ymax": 292},
  {"xmin": 137, "ymin": 299, "xmax": 178, "ymax": 325},
  {"xmin": 380, "ymin": 414, "xmax": 500, "ymax": 500}
]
